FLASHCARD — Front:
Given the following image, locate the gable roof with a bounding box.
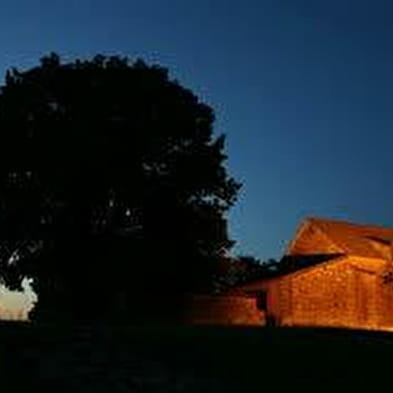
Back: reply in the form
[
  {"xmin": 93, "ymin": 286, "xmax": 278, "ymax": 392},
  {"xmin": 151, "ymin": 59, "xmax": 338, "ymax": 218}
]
[
  {"xmin": 287, "ymin": 217, "xmax": 393, "ymax": 260},
  {"xmin": 229, "ymin": 217, "xmax": 393, "ymax": 295},
  {"xmin": 227, "ymin": 253, "xmax": 348, "ymax": 294}
]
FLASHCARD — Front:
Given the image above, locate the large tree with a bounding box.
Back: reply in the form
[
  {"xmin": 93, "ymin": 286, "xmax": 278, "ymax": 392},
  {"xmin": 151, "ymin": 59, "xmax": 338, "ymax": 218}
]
[{"xmin": 0, "ymin": 54, "xmax": 240, "ymax": 323}]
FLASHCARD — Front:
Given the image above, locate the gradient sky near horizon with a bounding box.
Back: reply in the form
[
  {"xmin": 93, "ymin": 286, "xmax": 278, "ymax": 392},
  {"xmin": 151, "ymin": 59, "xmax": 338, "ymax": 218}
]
[{"xmin": 1, "ymin": 0, "xmax": 393, "ymax": 313}]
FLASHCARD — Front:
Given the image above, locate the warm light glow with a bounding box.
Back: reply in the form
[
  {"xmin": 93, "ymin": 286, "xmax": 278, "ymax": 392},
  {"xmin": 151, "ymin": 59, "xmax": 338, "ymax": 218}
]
[
  {"xmin": 0, "ymin": 278, "xmax": 37, "ymax": 321},
  {"xmin": 213, "ymin": 218, "xmax": 393, "ymax": 332}
]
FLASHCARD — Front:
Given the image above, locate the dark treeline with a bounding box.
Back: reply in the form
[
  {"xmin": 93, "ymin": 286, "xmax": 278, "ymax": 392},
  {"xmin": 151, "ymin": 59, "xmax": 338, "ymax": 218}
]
[{"xmin": 0, "ymin": 53, "xmax": 241, "ymax": 324}]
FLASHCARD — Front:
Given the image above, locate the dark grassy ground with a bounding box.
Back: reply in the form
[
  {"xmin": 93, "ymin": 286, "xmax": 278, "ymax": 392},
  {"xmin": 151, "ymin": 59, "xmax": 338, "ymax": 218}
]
[{"xmin": 2, "ymin": 321, "xmax": 393, "ymax": 392}]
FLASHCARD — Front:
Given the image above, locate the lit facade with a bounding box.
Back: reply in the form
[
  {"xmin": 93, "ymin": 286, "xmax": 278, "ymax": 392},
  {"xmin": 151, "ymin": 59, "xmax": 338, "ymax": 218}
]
[{"xmin": 235, "ymin": 217, "xmax": 393, "ymax": 330}]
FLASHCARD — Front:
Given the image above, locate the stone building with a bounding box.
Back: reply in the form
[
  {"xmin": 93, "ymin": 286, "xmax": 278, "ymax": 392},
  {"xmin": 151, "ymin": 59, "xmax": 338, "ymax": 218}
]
[{"xmin": 233, "ymin": 217, "xmax": 393, "ymax": 330}]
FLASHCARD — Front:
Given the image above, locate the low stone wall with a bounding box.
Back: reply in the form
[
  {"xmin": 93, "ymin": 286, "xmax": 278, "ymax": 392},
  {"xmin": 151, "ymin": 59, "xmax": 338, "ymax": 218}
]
[{"xmin": 185, "ymin": 294, "xmax": 264, "ymax": 326}]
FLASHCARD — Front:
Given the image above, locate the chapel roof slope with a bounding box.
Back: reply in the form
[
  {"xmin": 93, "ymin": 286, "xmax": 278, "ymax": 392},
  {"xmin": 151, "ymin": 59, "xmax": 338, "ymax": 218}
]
[{"xmin": 297, "ymin": 217, "xmax": 393, "ymax": 260}]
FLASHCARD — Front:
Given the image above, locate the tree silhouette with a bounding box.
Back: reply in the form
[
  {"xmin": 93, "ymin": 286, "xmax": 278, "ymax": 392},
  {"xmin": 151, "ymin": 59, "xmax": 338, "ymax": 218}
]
[
  {"xmin": 214, "ymin": 255, "xmax": 279, "ymax": 292},
  {"xmin": 0, "ymin": 53, "xmax": 241, "ymax": 323}
]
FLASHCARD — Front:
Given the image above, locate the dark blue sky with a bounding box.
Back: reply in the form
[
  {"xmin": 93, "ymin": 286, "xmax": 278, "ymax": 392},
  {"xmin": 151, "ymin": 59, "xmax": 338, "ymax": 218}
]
[{"xmin": 1, "ymin": 0, "xmax": 393, "ymax": 261}]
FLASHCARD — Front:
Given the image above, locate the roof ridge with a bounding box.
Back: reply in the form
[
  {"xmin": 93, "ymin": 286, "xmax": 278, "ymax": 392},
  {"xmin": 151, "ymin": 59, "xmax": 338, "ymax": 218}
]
[
  {"xmin": 309, "ymin": 217, "xmax": 346, "ymax": 254},
  {"xmin": 307, "ymin": 216, "xmax": 393, "ymax": 232}
]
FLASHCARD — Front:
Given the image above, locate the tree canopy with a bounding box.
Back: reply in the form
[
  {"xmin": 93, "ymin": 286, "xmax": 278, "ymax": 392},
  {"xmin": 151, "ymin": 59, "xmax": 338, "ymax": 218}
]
[
  {"xmin": 214, "ymin": 255, "xmax": 279, "ymax": 292},
  {"xmin": 0, "ymin": 53, "xmax": 240, "ymax": 323}
]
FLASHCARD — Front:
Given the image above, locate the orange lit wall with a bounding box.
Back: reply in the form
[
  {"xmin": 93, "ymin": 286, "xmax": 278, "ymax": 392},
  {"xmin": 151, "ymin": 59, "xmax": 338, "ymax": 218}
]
[
  {"xmin": 185, "ymin": 294, "xmax": 264, "ymax": 326},
  {"xmin": 264, "ymin": 257, "xmax": 393, "ymax": 331}
]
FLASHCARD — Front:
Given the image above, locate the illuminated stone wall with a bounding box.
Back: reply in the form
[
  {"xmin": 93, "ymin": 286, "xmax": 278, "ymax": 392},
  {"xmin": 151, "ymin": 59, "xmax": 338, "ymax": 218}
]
[
  {"xmin": 185, "ymin": 294, "xmax": 264, "ymax": 326},
  {"xmin": 282, "ymin": 261, "xmax": 356, "ymax": 328},
  {"xmin": 264, "ymin": 257, "xmax": 393, "ymax": 331}
]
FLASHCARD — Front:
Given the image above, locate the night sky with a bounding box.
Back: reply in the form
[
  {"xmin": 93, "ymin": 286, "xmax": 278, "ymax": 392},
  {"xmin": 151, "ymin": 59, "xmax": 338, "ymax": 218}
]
[{"xmin": 0, "ymin": 0, "xmax": 393, "ymax": 314}]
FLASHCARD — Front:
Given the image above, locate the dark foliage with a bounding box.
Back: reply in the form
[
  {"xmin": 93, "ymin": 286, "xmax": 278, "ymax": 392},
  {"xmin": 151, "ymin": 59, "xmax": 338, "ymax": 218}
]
[
  {"xmin": 214, "ymin": 255, "xmax": 279, "ymax": 291},
  {"xmin": 0, "ymin": 53, "xmax": 240, "ymax": 323}
]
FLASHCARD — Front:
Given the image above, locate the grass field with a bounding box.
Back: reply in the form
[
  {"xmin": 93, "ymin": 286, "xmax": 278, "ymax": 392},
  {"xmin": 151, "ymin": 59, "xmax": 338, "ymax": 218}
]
[{"xmin": 2, "ymin": 321, "xmax": 393, "ymax": 392}]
